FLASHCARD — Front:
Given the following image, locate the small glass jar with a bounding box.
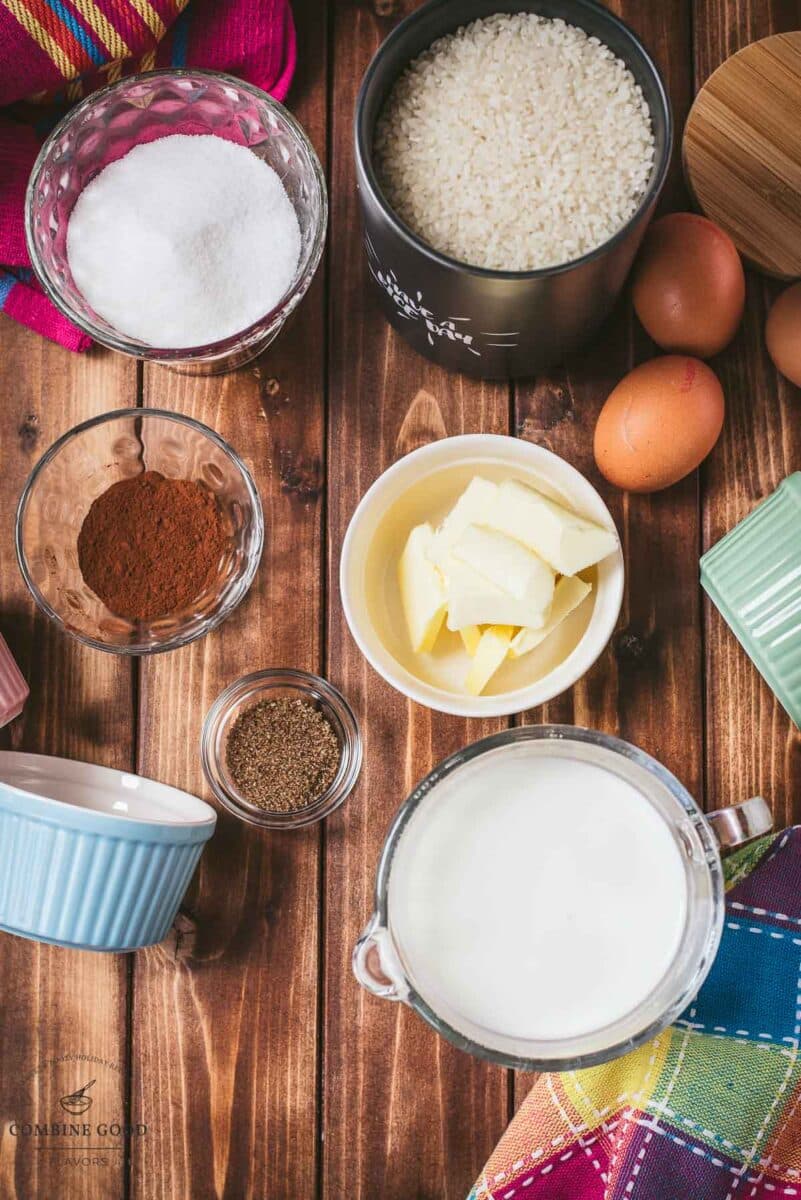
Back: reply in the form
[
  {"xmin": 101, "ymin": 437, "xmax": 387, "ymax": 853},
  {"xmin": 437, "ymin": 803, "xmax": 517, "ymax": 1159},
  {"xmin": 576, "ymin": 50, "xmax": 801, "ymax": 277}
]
[
  {"xmin": 25, "ymin": 69, "xmax": 327, "ymax": 374},
  {"xmin": 201, "ymin": 669, "xmax": 363, "ymax": 829}
]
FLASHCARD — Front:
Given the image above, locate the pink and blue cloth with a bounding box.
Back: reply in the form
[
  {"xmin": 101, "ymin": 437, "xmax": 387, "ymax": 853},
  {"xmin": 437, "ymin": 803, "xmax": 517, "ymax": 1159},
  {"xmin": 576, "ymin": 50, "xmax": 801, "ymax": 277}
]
[
  {"xmin": 0, "ymin": 0, "xmax": 296, "ymax": 349},
  {"xmin": 470, "ymin": 829, "xmax": 801, "ymax": 1199}
]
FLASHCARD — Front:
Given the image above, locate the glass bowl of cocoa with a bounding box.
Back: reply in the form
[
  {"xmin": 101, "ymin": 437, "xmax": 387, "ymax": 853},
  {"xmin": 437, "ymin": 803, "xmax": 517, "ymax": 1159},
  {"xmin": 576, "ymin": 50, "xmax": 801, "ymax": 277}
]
[
  {"xmin": 201, "ymin": 669, "xmax": 363, "ymax": 829},
  {"xmin": 16, "ymin": 408, "xmax": 264, "ymax": 654}
]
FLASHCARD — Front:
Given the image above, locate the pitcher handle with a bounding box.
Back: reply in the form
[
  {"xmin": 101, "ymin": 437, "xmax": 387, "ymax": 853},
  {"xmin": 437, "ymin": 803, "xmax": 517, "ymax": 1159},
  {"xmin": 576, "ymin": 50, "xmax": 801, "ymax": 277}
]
[
  {"xmin": 352, "ymin": 917, "xmax": 408, "ymax": 1002},
  {"xmin": 706, "ymin": 797, "xmax": 773, "ymax": 854}
]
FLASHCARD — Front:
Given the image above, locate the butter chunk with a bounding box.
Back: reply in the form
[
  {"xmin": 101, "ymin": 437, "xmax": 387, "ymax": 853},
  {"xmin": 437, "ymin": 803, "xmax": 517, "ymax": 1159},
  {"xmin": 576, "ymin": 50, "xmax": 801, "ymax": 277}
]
[
  {"xmin": 446, "ymin": 560, "xmax": 550, "ymax": 631},
  {"xmin": 427, "ymin": 477, "xmax": 499, "ymax": 568},
  {"xmin": 466, "ymin": 625, "xmax": 514, "ymax": 695},
  {"xmin": 459, "ymin": 625, "xmax": 483, "ymax": 656},
  {"xmin": 509, "ymin": 576, "xmax": 592, "ymax": 658},
  {"xmin": 487, "ymin": 480, "xmax": 618, "ymax": 576},
  {"xmin": 398, "ymin": 523, "xmax": 448, "ymax": 654},
  {"xmin": 452, "ymin": 524, "xmax": 555, "ymax": 605}
]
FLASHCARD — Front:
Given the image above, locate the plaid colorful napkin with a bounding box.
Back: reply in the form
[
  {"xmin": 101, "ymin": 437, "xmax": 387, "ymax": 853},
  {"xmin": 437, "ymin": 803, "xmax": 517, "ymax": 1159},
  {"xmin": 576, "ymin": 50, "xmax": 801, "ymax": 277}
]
[
  {"xmin": 0, "ymin": 0, "xmax": 296, "ymax": 349},
  {"xmin": 469, "ymin": 829, "xmax": 801, "ymax": 1200}
]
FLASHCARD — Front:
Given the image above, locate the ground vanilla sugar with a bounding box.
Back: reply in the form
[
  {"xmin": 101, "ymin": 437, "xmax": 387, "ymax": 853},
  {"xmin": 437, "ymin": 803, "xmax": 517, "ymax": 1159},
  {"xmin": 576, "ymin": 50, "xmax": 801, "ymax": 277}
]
[
  {"xmin": 225, "ymin": 697, "xmax": 341, "ymax": 812},
  {"xmin": 77, "ymin": 470, "xmax": 230, "ymax": 622}
]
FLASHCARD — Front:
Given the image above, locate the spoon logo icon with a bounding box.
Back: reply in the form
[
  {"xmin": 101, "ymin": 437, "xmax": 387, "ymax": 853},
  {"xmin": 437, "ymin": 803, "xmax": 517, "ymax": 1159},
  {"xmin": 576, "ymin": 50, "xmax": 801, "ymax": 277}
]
[{"xmin": 59, "ymin": 1079, "xmax": 95, "ymax": 1116}]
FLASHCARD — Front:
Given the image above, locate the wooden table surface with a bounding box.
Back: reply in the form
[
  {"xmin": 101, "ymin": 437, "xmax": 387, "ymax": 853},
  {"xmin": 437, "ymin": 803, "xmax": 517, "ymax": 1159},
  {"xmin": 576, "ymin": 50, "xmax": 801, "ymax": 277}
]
[{"xmin": 1, "ymin": 1, "xmax": 800, "ymax": 1197}]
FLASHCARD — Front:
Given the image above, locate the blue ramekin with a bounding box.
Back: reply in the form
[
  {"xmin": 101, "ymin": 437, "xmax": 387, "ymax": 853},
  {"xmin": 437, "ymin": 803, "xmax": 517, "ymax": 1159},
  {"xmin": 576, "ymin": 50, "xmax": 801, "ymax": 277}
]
[{"xmin": 0, "ymin": 752, "xmax": 216, "ymax": 952}]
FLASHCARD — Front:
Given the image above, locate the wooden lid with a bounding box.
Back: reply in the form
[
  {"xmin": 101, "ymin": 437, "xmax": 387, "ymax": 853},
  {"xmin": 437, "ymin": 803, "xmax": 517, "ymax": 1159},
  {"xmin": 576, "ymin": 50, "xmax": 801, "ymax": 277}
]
[{"xmin": 683, "ymin": 31, "xmax": 801, "ymax": 280}]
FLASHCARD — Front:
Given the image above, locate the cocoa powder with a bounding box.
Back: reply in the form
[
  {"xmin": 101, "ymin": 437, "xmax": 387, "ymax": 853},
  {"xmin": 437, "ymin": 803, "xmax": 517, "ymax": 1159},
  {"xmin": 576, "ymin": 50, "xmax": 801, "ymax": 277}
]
[{"xmin": 77, "ymin": 471, "xmax": 230, "ymax": 622}]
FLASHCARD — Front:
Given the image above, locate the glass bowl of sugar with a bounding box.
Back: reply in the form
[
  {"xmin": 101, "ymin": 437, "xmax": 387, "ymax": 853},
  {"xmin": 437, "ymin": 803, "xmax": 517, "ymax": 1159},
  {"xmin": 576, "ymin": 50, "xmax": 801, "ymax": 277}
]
[{"xmin": 25, "ymin": 70, "xmax": 327, "ymax": 374}]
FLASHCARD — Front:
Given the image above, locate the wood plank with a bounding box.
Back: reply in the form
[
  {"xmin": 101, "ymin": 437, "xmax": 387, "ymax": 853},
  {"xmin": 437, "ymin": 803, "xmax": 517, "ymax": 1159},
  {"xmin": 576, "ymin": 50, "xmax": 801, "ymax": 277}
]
[
  {"xmin": 129, "ymin": 6, "xmax": 328, "ymax": 1196},
  {"xmin": 323, "ymin": 4, "xmax": 511, "ymax": 1198},
  {"xmin": 0, "ymin": 327, "xmax": 135, "ymax": 1200},
  {"xmin": 512, "ymin": 0, "xmax": 696, "ymax": 1107},
  {"xmin": 695, "ymin": 0, "xmax": 801, "ymax": 831},
  {"xmin": 516, "ymin": 0, "xmax": 697, "ymax": 766}
]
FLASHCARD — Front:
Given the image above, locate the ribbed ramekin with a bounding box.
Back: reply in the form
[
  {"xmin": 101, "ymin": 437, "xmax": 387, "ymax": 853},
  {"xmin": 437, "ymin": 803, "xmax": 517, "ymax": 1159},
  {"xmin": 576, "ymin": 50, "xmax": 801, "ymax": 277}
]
[
  {"xmin": 0, "ymin": 634, "xmax": 28, "ymax": 727},
  {"xmin": 0, "ymin": 752, "xmax": 216, "ymax": 952},
  {"xmin": 701, "ymin": 472, "xmax": 801, "ymax": 730}
]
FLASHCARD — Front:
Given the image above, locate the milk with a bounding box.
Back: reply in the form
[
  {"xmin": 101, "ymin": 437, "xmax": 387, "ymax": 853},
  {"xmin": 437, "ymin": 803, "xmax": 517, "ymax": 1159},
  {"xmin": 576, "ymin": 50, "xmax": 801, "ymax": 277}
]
[{"xmin": 388, "ymin": 742, "xmax": 688, "ymax": 1043}]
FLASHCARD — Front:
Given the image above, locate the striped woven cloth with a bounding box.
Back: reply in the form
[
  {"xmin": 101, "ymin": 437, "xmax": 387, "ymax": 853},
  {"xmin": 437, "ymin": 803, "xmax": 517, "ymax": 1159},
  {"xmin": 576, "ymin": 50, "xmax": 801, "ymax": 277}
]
[
  {"xmin": 0, "ymin": 0, "xmax": 296, "ymax": 349},
  {"xmin": 470, "ymin": 830, "xmax": 801, "ymax": 1200}
]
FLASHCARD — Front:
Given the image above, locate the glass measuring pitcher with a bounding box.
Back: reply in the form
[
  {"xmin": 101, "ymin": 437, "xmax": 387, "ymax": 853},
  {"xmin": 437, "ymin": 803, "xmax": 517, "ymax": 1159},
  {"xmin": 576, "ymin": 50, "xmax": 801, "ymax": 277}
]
[{"xmin": 353, "ymin": 725, "xmax": 772, "ymax": 1072}]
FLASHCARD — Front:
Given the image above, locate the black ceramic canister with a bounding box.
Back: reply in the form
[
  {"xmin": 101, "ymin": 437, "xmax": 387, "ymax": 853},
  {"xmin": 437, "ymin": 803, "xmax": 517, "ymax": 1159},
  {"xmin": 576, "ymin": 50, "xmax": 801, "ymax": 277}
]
[{"xmin": 354, "ymin": 0, "xmax": 673, "ymax": 380}]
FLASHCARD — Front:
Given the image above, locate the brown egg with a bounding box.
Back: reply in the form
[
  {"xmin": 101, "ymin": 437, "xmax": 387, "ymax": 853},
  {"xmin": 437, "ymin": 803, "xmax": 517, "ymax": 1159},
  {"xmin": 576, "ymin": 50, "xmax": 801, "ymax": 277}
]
[
  {"xmin": 631, "ymin": 213, "xmax": 745, "ymax": 358},
  {"xmin": 766, "ymin": 282, "xmax": 801, "ymax": 388},
  {"xmin": 594, "ymin": 356, "xmax": 725, "ymax": 493}
]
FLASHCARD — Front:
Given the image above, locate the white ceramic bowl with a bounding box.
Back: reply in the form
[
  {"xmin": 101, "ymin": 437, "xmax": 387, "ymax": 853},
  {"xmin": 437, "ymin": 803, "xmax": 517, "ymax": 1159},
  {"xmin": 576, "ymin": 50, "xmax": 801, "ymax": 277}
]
[{"xmin": 340, "ymin": 435, "xmax": 624, "ymax": 717}]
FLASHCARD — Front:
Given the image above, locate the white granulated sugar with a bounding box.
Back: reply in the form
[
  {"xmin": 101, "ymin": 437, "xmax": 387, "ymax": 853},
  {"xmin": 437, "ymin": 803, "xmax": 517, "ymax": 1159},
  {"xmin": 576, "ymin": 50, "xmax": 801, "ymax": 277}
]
[
  {"xmin": 67, "ymin": 134, "xmax": 301, "ymax": 347},
  {"xmin": 373, "ymin": 13, "xmax": 656, "ymax": 271}
]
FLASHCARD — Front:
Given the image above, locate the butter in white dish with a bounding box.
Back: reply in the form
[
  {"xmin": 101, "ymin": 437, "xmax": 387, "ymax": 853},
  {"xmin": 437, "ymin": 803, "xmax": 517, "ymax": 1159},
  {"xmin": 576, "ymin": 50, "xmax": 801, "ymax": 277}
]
[
  {"xmin": 465, "ymin": 625, "xmax": 514, "ymax": 696},
  {"xmin": 445, "ymin": 559, "xmax": 553, "ymax": 633},
  {"xmin": 509, "ymin": 576, "xmax": 592, "ymax": 659},
  {"xmin": 450, "ymin": 524, "xmax": 555, "ymax": 608},
  {"xmin": 459, "ymin": 625, "xmax": 482, "ymax": 656},
  {"xmin": 398, "ymin": 522, "xmax": 447, "ymax": 653},
  {"xmin": 485, "ymin": 480, "xmax": 619, "ymax": 576},
  {"xmin": 427, "ymin": 476, "xmax": 498, "ymax": 569},
  {"xmin": 396, "ymin": 475, "xmax": 618, "ymax": 694}
]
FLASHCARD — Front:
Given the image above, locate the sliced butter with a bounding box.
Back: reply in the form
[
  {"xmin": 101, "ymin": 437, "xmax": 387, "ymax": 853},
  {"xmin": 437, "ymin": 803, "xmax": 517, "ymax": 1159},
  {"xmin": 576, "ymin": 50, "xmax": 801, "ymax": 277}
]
[
  {"xmin": 459, "ymin": 625, "xmax": 483, "ymax": 656},
  {"xmin": 510, "ymin": 575, "xmax": 592, "ymax": 658},
  {"xmin": 445, "ymin": 559, "xmax": 550, "ymax": 631},
  {"xmin": 427, "ymin": 477, "xmax": 498, "ymax": 569},
  {"xmin": 451, "ymin": 523, "xmax": 555, "ymax": 605},
  {"xmin": 486, "ymin": 479, "xmax": 618, "ymax": 576},
  {"xmin": 398, "ymin": 523, "xmax": 447, "ymax": 654},
  {"xmin": 466, "ymin": 625, "xmax": 514, "ymax": 695}
]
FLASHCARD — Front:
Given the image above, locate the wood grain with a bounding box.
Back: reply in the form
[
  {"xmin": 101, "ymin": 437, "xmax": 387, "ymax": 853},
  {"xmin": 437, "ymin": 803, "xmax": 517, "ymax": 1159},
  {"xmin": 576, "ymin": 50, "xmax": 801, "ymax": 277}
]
[
  {"xmin": 516, "ymin": 0, "xmax": 698, "ymax": 771},
  {"xmin": 512, "ymin": 0, "xmax": 696, "ymax": 1107},
  {"xmin": 683, "ymin": 31, "xmax": 801, "ymax": 278},
  {"xmin": 3, "ymin": 4, "xmax": 800, "ymax": 1198},
  {"xmin": 695, "ymin": 0, "xmax": 801, "ymax": 831},
  {"xmin": 322, "ymin": 3, "xmax": 511, "ymax": 1196},
  {"xmin": 129, "ymin": 5, "xmax": 328, "ymax": 1197},
  {"xmin": 0, "ymin": 329, "xmax": 136, "ymax": 1200}
]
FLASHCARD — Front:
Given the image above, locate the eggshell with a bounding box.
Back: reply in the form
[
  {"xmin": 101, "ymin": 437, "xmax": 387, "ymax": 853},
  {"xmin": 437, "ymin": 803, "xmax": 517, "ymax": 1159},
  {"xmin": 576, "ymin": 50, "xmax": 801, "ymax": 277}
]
[
  {"xmin": 631, "ymin": 213, "xmax": 745, "ymax": 358},
  {"xmin": 766, "ymin": 282, "xmax": 801, "ymax": 388},
  {"xmin": 594, "ymin": 356, "xmax": 725, "ymax": 493}
]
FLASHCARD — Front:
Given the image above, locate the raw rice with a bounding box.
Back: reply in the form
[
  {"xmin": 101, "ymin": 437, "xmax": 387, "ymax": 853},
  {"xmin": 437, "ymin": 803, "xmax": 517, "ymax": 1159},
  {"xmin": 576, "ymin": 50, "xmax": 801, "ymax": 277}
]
[{"xmin": 373, "ymin": 13, "xmax": 656, "ymax": 272}]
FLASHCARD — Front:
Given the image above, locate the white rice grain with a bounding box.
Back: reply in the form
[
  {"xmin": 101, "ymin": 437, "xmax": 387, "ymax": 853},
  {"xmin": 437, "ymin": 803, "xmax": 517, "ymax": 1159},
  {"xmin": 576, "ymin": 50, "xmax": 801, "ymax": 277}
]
[{"xmin": 373, "ymin": 13, "xmax": 656, "ymax": 271}]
